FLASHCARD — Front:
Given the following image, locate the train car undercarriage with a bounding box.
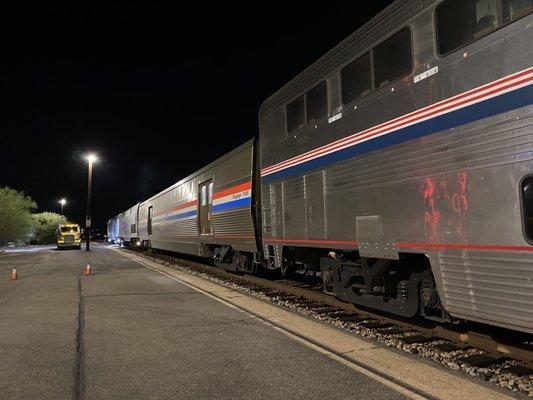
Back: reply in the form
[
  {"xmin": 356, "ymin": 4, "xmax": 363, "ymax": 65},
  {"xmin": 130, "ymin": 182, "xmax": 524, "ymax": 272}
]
[
  {"xmin": 281, "ymin": 247, "xmax": 450, "ymax": 322},
  {"xmin": 210, "ymin": 243, "xmax": 450, "ymax": 323}
]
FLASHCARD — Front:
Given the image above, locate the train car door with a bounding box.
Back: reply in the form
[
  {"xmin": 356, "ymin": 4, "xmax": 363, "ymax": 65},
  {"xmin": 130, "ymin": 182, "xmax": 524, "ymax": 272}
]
[
  {"xmin": 147, "ymin": 206, "xmax": 153, "ymax": 236},
  {"xmin": 306, "ymin": 171, "xmax": 326, "ymax": 239},
  {"xmin": 198, "ymin": 180, "xmax": 213, "ymax": 235}
]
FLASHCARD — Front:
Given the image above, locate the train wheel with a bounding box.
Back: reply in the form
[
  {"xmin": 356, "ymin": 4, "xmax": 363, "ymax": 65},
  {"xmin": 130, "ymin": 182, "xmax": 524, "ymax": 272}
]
[{"xmin": 421, "ymin": 284, "xmax": 440, "ymax": 309}]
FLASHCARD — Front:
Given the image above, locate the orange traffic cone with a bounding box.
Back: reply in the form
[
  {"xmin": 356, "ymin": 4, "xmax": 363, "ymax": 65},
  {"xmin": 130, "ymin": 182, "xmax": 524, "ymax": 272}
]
[
  {"xmin": 10, "ymin": 268, "xmax": 18, "ymax": 281},
  {"xmin": 84, "ymin": 264, "xmax": 92, "ymax": 276}
]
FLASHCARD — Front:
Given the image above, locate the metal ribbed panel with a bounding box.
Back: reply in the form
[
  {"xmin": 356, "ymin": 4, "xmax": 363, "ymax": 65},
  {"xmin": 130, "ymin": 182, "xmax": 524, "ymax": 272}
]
[
  {"xmin": 440, "ymin": 253, "xmax": 533, "ymax": 328},
  {"xmin": 119, "ymin": 203, "xmax": 139, "ymax": 241},
  {"xmin": 281, "ymin": 176, "xmax": 307, "ymax": 239},
  {"xmin": 154, "ymin": 218, "xmax": 198, "ymax": 238},
  {"xmin": 326, "ymin": 110, "xmax": 533, "ymax": 194},
  {"xmin": 213, "ymin": 210, "xmax": 254, "ymax": 236},
  {"xmin": 283, "ymin": 176, "xmax": 305, "ymax": 201},
  {"xmin": 261, "ymin": 185, "xmax": 271, "ymax": 208}
]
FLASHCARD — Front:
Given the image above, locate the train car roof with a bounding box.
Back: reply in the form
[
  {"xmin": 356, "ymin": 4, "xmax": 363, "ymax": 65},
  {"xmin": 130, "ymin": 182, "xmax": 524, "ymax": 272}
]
[
  {"xmin": 258, "ymin": 0, "xmax": 432, "ymax": 119},
  {"xmin": 139, "ymin": 138, "xmax": 255, "ymax": 205}
]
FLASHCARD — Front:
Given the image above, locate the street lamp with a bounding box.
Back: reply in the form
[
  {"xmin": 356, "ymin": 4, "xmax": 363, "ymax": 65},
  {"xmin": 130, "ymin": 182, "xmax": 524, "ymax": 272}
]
[
  {"xmin": 59, "ymin": 198, "xmax": 66, "ymax": 214},
  {"xmin": 85, "ymin": 153, "xmax": 98, "ymax": 251}
]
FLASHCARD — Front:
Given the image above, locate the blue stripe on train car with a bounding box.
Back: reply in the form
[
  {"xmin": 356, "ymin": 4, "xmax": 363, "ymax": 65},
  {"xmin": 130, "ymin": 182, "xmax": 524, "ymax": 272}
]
[
  {"xmin": 262, "ymin": 84, "xmax": 533, "ymax": 184},
  {"xmin": 212, "ymin": 197, "xmax": 251, "ymax": 213}
]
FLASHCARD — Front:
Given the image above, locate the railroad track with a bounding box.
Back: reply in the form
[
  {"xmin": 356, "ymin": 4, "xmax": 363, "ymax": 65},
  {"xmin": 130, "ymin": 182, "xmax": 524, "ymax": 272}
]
[{"xmin": 125, "ymin": 247, "xmax": 533, "ymax": 395}]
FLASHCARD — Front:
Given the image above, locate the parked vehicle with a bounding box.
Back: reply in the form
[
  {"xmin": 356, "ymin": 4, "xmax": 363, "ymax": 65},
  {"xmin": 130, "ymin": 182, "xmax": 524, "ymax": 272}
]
[{"xmin": 57, "ymin": 224, "xmax": 81, "ymax": 250}]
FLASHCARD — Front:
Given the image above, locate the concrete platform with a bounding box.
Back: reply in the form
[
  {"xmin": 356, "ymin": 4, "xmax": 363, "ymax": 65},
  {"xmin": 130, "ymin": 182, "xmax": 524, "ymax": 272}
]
[{"xmin": 0, "ymin": 244, "xmax": 408, "ymax": 400}]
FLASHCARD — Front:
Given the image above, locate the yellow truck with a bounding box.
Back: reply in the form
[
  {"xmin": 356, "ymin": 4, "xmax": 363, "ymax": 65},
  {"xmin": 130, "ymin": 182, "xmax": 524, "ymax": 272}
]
[{"xmin": 57, "ymin": 224, "xmax": 82, "ymax": 250}]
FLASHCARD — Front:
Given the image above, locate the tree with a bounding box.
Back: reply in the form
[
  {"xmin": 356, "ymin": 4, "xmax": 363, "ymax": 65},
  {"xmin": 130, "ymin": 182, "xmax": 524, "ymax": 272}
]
[
  {"xmin": 31, "ymin": 212, "xmax": 67, "ymax": 244},
  {"xmin": 0, "ymin": 187, "xmax": 37, "ymax": 246}
]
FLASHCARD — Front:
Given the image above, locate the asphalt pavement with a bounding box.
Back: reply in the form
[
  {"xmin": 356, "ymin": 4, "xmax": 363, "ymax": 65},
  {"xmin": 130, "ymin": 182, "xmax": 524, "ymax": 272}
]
[{"xmin": 0, "ymin": 244, "xmax": 406, "ymax": 400}]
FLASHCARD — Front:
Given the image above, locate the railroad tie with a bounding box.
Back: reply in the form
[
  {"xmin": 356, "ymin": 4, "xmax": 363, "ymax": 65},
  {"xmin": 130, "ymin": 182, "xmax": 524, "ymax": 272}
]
[{"xmin": 460, "ymin": 354, "xmax": 507, "ymax": 368}]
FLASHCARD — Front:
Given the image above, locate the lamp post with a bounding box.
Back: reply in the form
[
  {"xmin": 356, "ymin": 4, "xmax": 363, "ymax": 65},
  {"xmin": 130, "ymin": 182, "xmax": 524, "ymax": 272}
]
[
  {"xmin": 85, "ymin": 154, "xmax": 98, "ymax": 251},
  {"xmin": 59, "ymin": 198, "xmax": 66, "ymax": 214}
]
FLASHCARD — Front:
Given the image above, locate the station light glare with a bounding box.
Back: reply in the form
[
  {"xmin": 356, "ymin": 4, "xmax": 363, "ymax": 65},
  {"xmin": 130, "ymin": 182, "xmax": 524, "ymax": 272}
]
[
  {"xmin": 59, "ymin": 199, "xmax": 66, "ymax": 206},
  {"xmin": 86, "ymin": 154, "xmax": 98, "ymax": 163}
]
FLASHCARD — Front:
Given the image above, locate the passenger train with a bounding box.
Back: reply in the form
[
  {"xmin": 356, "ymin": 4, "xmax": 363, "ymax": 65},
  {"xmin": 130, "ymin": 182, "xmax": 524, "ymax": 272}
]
[{"xmin": 108, "ymin": 0, "xmax": 533, "ymax": 334}]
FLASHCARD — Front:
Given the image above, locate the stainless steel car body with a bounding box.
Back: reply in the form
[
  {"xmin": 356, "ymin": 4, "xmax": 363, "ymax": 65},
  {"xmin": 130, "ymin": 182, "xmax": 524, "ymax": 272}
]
[
  {"xmin": 118, "ymin": 203, "xmax": 140, "ymax": 244},
  {"xmin": 259, "ymin": 0, "xmax": 533, "ymax": 332},
  {"xmin": 137, "ymin": 140, "xmax": 258, "ymax": 257}
]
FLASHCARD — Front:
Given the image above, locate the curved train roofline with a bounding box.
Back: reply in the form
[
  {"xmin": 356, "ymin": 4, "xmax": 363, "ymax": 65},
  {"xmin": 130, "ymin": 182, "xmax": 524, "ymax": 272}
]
[
  {"xmin": 258, "ymin": 0, "xmax": 411, "ymax": 117},
  {"xmin": 138, "ymin": 139, "xmax": 256, "ymax": 207},
  {"xmin": 111, "ymin": 0, "xmax": 533, "ymax": 334}
]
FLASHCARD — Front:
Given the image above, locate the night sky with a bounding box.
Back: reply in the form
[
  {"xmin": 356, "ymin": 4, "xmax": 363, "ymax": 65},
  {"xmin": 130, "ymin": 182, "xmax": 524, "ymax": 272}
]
[{"xmin": 1, "ymin": 2, "xmax": 393, "ymax": 231}]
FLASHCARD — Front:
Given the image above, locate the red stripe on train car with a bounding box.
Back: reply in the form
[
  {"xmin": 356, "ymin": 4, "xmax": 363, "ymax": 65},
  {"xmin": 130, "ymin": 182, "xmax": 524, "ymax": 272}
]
[
  {"xmin": 213, "ymin": 181, "xmax": 252, "ymax": 200},
  {"xmin": 263, "ymin": 238, "xmax": 358, "ymax": 246},
  {"xmin": 274, "ymin": 74, "xmax": 532, "ymax": 173},
  {"xmin": 154, "ymin": 199, "xmax": 198, "ymax": 217},
  {"xmin": 262, "ymin": 238, "xmax": 533, "ymax": 252},
  {"xmin": 261, "ymin": 68, "xmax": 533, "ymax": 175},
  {"xmin": 399, "ymin": 242, "xmax": 533, "ymax": 252}
]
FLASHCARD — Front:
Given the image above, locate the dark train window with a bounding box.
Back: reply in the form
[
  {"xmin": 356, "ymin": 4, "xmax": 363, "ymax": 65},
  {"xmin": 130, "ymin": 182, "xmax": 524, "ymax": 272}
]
[
  {"xmin": 436, "ymin": 0, "xmax": 532, "ymax": 55},
  {"xmin": 341, "ymin": 52, "xmax": 371, "ymax": 104},
  {"xmin": 147, "ymin": 206, "xmax": 153, "ymax": 236},
  {"xmin": 522, "ymin": 177, "xmax": 533, "ymax": 241},
  {"xmin": 286, "ymin": 95, "xmax": 305, "ymax": 133},
  {"xmin": 503, "ymin": 0, "xmax": 533, "ymax": 23},
  {"xmin": 373, "ymin": 28, "xmax": 412, "ymax": 89},
  {"xmin": 306, "ymin": 81, "xmax": 328, "ymax": 122}
]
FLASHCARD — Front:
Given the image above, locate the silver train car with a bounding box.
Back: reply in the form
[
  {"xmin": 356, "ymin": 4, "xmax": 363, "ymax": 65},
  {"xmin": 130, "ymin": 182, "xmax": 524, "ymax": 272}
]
[
  {"xmin": 259, "ymin": 0, "xmax": 533, "ymax": 333},
  {"xmin": 110, "ymin": 0, "xmax": 533, "ymax": 334},
  {"xmin": 118, "ymin": 203, "xmax": 140, "ymax": 245},
  {"xmin": 135, "ymin": 140, "xmax": 259, "ymax": 271}
]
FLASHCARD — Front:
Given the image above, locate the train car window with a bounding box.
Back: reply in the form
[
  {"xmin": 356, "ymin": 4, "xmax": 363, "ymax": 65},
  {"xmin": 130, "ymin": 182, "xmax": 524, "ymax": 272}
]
[
  {"xmin": 341, "ymin": 52, "xmax": 371, "ymax": 104},
  {"xmin": 522, "ymin": 177, "xmax": 533, "ymax": 241},
  {"xmin": 474, "ymin": 0, "xmax": 500, "ymax": 39},
  {"xmin": 436, "ymin": 0, "xmax": 532, "ymax": 55},
  {"xmin": 147, "ymin": 206, "xmax": 153, "ymax": 236},
  {"xmin": 503, "ymin": 0, "xmax": 533, "ymax": 23},
  {"xmin": 201, "ymin": 184, "xmax": 207, "ymax": 206},
  {"xmin": 306, "ymin": 81, "xmax": 328, "ymax": 122},
  {"xmin": 373, "ymin": 28, "xmax": 412, "ymax": 89},
  {"xmin": 286, "ymin": 96, "xmax": 305, "ymax": 133},
  {"xmin": 207, "ymin": 181, "xmax": 213, "ymax": 205},
  {"xmin": 437, "ymin": 0, "xmax": 490, "ymax": 54}
]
